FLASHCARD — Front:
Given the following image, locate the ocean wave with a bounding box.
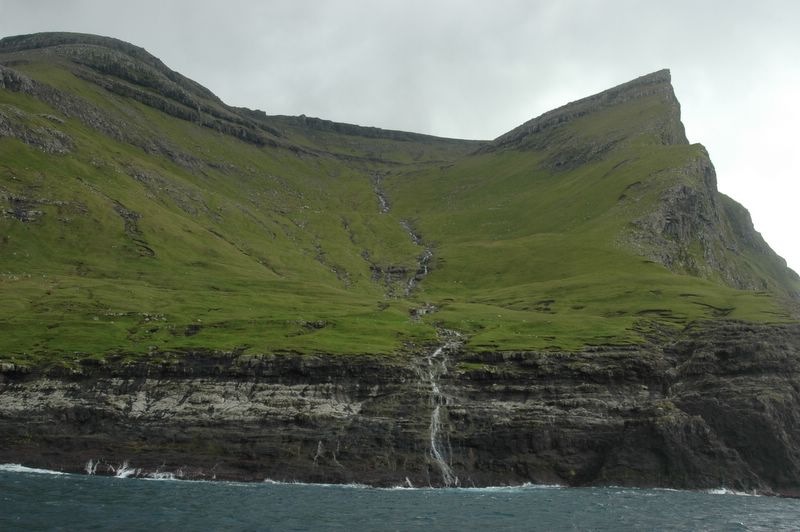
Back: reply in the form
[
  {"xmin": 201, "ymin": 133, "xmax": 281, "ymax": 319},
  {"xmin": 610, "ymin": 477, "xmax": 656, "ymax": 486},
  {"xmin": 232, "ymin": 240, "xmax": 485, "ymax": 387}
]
[
  {"xmin": 705, "ymin": 487, "xmax": 760, "ymax": 497},
  {"xmin": 6, "ymin": 465, "xmax": 745, "ymax": 496},
  {"xmin": 467, "ymin": 482, "xmax": 563, "ymax": 491},
  {"xmin": 0, "ymin": 463, "xmax": 67, "ymax": 476},
  {"xmin": 143, "ymin": 472, "xmax": 178, "ymax": 481},
  {"xmin": 261, "ymin": 478, "xmax": 563, "ymax": 491},
  {"xmin": 262, "ymin": 479, "xmax": 371, "ymax": 489}
]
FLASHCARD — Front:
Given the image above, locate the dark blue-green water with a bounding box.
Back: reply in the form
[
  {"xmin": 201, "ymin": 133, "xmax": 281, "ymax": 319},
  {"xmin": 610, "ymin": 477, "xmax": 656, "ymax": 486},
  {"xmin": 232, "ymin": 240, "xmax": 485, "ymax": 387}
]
[{"xmin": 2, "ymin": 465, "xmax": 800, "ymax": 531}]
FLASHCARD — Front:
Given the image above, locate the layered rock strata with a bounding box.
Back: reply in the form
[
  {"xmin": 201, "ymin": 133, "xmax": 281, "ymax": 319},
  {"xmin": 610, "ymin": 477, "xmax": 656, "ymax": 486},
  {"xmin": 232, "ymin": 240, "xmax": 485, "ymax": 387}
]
[{"xmin": 2, "ymin": 321, "xmax": 798, "ymax": 495}]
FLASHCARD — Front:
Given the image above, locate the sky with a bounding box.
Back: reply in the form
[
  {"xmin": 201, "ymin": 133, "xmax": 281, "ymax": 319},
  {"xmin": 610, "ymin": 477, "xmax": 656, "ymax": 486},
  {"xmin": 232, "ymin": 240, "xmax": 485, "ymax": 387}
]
[{"xmin": 1, "ymin": 0, "xmax": 798, "ymax": 272}]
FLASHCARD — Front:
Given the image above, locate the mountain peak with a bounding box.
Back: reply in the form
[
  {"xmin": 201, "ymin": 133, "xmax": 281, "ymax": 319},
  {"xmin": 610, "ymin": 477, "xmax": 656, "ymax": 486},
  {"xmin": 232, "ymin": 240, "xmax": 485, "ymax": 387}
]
[
  {"xmin": 0, "ymin": 32, "xmax": 156, "ymax": 62},
  {"xmin": 491, "ymin": 69, "xmax": 687, "ymax": 152}
]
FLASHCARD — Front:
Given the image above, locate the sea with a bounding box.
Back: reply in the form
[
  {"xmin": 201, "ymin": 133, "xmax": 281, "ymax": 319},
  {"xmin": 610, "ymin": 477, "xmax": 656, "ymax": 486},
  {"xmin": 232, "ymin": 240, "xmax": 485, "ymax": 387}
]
[{"xmin": 2, "ymin": 464, "xmax": 799, "ymax": 531}]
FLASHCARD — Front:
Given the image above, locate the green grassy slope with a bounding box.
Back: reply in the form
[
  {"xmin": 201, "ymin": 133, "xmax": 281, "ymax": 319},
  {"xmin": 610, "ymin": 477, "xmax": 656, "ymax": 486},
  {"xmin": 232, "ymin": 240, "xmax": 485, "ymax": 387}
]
[
  {"xmin": 385, "ymin": 148, "xmax": 791, "ymax": 350},
  {"xmin": 1, "ymin": 34, "xmax": 797, "ymax": 365},
  {"xmin": 384, "ymin": 74, "xmax": 799, "ymax": 350},
  {"xmin": 0, "ymin": 46, "xmax": 451, "ymax": 364}
]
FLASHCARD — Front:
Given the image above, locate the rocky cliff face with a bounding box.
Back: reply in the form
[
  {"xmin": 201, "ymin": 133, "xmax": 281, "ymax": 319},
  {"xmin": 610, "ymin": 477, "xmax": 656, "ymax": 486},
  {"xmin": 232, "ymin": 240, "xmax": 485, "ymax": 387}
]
[
  {"xmin": 2, "ymin": 321, "xmax": 799, "ymax": 495},
  {"xmin": 624, "ymin": 146, "xmax": 800, "ymax": 298}
]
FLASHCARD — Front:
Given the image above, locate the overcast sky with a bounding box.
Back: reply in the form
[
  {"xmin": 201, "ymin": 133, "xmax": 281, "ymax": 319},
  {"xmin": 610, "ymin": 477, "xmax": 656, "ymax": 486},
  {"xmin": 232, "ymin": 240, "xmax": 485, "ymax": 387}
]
[{"xmin": 2, "ymin": 0, "xmax": 798, "ymax": 272}]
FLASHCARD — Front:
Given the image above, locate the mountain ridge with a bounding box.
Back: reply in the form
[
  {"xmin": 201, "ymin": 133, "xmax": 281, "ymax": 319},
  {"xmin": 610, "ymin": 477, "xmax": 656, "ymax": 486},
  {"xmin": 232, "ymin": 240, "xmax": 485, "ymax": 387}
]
[
  {"xmin": 491, "ymin": 68, "xmax": 687, "ymax": 150},
  {"xmin": 1, "ymin": 31, "xmax": 797, "ymax": 365},
  {"xmin": 0, "ymin": 32, "xmax": 485, "ymax": 158}
]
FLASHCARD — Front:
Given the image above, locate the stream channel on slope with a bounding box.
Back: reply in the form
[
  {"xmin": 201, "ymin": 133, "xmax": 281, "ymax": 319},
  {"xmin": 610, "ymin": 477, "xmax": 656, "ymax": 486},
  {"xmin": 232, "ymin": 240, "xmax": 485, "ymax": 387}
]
[{"xmin": 373, "ymin": 172, "xmax": 461, "ymax": 487}]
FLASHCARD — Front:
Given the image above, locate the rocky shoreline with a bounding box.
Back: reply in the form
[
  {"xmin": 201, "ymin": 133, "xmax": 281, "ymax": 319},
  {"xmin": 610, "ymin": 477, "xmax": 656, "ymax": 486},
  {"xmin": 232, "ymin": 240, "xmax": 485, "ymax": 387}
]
[{"xmin": 2, "ymin": 320, "xmax": 799, "ymax": 496}]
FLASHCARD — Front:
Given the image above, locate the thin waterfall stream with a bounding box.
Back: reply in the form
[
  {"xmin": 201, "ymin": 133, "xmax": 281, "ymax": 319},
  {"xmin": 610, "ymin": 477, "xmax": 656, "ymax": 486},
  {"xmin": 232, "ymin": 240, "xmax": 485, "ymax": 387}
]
[
  {"xmin": 420, "ymin": 331, "xmax": 462, "ymax": 487},
  {"xmin": 371, "ymin": 172, "xmax": 459, "ymax": 485},
  {"xmin": 400, "ymin": 220, "xmax": 434, "ymax": 297},
  {"xmin": 370, "ymin": 172, "xmax": 433, "ymax": 298}
]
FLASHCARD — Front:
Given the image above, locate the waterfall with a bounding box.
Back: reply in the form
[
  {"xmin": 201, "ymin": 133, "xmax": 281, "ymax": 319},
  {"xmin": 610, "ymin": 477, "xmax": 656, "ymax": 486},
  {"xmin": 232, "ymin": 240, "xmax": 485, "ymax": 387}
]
[
  {"xmin": 370, "ymin": 174, "xmax": 434, "ymax": 298},
  {"xmin": 421, "ymin": 339, "xmax": 460, "ymax": 487},
  {"xmin": 400, "ymin": 220, "xmax": 433, "ymax": 296},
  {"xmin": 372, "ymin": 174, "xmax": 390, "ymax": 214}
]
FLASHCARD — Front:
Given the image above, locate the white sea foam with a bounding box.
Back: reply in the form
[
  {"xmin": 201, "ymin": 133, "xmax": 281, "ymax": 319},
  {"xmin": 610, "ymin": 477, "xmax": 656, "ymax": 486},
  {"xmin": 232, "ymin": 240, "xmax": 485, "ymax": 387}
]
[
  {"xmin": 260, "ymin": 477, "xmax": 564, "ymax": 492},
  {"xmin": 0, "ymin": 464, "xmax": 766, "ymax": 497},
  {"xmin": 373, "ymin": 483, "xmax": 564, "ymax": 492},
  {"xmin": 705, "ymin": 487, "xmax": 760, "ymax": 497},
  {"xmin": 112, "ymin": 462, "xmax": 140, "ymax": 479},
  {"xmin": 262, "ymin": 479, "xmax": 370, "ymax": 489},
  {"xmin": 0, "ymin": 463, "xmax": 67, "ymax": 475},
  {"xmin": 146, "ymin": 471, "xmax": 177, "ymax": 481},
  {"xmin": 451, "ymin": 483, "xmax": 563, "ymax": 492},
  {"xmin": 519, "ymin": 482, "xmax": 563, "ymax": 489}
]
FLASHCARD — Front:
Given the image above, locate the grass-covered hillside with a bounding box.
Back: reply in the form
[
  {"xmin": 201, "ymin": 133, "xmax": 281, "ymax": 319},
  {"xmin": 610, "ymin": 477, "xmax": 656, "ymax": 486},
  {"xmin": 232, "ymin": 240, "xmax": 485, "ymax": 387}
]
[{"xmin": 1, "ymin": 33, "xmax": 797, "ymax": 365}]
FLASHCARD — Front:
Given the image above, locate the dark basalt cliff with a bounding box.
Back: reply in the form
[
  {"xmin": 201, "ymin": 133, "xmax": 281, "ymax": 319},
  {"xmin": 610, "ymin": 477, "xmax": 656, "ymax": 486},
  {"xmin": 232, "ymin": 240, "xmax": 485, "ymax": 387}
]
[{"xmin": 2, "ymin": 321, "xmax": 799, "ymax": 494}]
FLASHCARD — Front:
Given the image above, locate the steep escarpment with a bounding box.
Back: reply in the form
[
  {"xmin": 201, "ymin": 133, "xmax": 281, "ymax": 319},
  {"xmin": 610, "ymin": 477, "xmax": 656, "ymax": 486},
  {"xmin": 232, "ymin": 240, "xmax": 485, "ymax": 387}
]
[
  {"xmin": 624, "ymin": 146, "xmax": 800, "ymax": 297},
  {"xmin": 446, "ymin": 321, "xmax": 800, "ymax": 494},
  {"xmin": 1, "ymin": 321, "xmax": 799, "ymax": 494}
]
